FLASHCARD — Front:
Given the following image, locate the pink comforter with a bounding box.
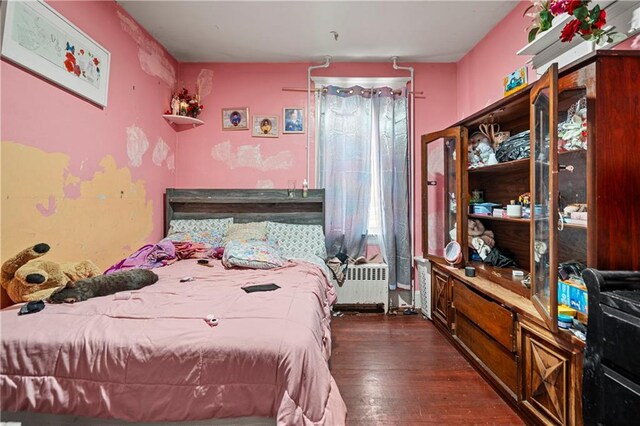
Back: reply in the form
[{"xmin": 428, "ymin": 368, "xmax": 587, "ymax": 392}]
[{"xmin": 1, "ymin": 260, "xmax": 347, "ymax": 425}]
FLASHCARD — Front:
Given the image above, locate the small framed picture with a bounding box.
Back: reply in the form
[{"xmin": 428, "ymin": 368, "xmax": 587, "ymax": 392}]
[
  {"xmin": 222, "ymin": 107, "xmax": 249, "ymax": 130},
  {"xmin": 252, "ymin": 115, "xmax": 279, "ymax": 138},
  {"xmin": 283, "ymin": 107, "xmax": 304, "ymax": 134},
  {"xmin": 503, "ymin": 66, "xmax": 527, "ymax": 97}
]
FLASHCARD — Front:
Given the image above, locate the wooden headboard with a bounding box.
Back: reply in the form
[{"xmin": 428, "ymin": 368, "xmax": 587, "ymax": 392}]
[{"xmin": 164, "ymin": 189, "xmax": 325, "ymax": 236}]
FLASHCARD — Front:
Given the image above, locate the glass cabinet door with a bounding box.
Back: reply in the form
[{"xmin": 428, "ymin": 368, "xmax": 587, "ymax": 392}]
[
  {"xmin": 530, "ymin": 64, "xmax": 559, "ymax": 332},
  {"xmin": 422, "ymin": 127, "xmax": 465, "ymax": 260}
]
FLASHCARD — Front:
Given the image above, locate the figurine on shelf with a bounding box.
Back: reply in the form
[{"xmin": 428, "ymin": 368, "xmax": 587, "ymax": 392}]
[
  {"xmin": 468, "ymin": 132, "xmax": 498, "ymax": 168},
  {"xmin": 171, "ymin": 95, "xmax": 180, "ymax": 115}
]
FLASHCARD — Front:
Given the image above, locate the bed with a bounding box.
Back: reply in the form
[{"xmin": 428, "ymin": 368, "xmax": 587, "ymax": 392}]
[{"xmin": 1, "ymin": 189, "xmax": 346, "ymax": 425}]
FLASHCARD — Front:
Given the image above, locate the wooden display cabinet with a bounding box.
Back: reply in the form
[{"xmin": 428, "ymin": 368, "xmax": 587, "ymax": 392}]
[{"xmin": 421, "ymin": 51, "xmax": 640, "ymax": 426}]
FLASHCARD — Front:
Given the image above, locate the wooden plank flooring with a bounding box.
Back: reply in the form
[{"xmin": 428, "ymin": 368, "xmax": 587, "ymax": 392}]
[{"xmin": 330, "ymin": 314, "xmax": 524, "ymax": 425}]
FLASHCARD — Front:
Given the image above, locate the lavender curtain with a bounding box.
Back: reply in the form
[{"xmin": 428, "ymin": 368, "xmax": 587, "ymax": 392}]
[
  {"xmin": 318, "ymin": 86, "xmax": 373, "ymax": 257},
  {"xmin": 373, "ymin": 88, "xmax": 411, "ymax": 290}
]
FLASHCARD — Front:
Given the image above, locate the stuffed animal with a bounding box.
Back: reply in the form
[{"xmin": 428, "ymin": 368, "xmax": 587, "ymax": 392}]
[{"xmin": 1, "ymin": 243, "xmax": 101, "ymax": 303}]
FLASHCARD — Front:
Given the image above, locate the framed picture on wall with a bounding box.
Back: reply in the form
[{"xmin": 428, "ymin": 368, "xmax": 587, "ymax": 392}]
[
  {"xmin": 221, "ymin": 107, "xmax": 249, "ymax": 130},
  {"xmin": 282, "ymin": 107, "xmax": 304, "ymax": 134},
  {"xmin": 1, "ymin": 0, "xmax": 111, "ymax": 107},
  {"xmin": 252, "ymin": 115, "xmax": 279, "ymax": 138}
]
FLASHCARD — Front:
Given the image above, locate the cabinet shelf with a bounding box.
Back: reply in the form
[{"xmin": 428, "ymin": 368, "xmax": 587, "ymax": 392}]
[
  {"xmin": 163, "ymin": 114, "xmax": 204, "ymax": 128},
  {"xmin": 469, "ymin": 262, "xmax": 530, "ymax": 298},
  {"xmin": 468, "ymin": 158, "xmax": 529, "ymax": 174},
  {"xmin": 469, "ymin": 214, "xmax": 530, "ymax": 224}
]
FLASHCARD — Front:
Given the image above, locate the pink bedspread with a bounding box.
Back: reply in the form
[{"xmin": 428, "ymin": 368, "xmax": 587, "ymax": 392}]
[{"xmin": 1, "ymin": 260, "xmax": 346, "ymax": 425}]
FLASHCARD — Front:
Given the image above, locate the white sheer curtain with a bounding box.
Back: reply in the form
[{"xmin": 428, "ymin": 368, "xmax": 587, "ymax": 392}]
[
  {"xmin": 317, "ymin": 86, "xmax": 373, "ymax": 258},
  {"xmin": 372, "ymin": 88, "xmax": 411, "ymax": 290},
  {"xmin": 317, "ymin": 84, "xmax": 411, "ymax": 290}
]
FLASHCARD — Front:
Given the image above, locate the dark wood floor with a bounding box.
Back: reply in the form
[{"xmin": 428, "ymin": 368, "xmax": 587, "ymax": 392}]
[{"xmin": 330, "ymin": 314, "xmax": 524, "ymax": 425}]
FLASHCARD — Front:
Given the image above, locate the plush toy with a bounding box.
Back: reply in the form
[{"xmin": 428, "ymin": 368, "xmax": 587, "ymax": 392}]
[{"xmin": 1, "ymin": 243, "xmax": 101, "ymax": 303}]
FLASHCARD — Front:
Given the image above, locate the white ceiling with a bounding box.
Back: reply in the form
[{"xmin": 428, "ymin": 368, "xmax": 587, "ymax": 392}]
[{"xmin": 118, "ymin": 1, "xmax": 518, "ymax": 63}]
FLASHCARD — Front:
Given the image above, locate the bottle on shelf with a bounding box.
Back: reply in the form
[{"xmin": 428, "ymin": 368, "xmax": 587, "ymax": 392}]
[{"xmin": 302, "ymin": 179, "xmax": 308, "ymax": 198}]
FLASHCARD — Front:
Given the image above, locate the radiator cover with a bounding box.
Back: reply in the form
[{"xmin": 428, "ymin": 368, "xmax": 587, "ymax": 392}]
[{"xmin": 334, "ymin": 264, "xmax": 389, "ymax": 313}]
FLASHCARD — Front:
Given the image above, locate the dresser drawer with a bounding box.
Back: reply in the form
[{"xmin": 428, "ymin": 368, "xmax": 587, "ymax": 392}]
[
  {"xmin": 452, "ymin": 279, "xmax": 515, "ymax": 352},
  {"xmin": 455, "ymin": 312, "xmax": 518, "ymax": 396}
]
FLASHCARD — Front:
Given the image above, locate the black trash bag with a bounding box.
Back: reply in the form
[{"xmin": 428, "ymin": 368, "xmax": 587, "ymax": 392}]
[
  {"xmin": 483, "ymin": 247, "xmax": 517, "ymax": 268},
  {"xmin": 495, "ymin": 130, "xmax": 530, "ymax": 163}
]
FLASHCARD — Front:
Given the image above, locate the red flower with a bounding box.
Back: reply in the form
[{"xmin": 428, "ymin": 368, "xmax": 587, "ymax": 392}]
[
  {"xmin": 93, "ymin": 58, "xmax": 100, "ymax": 66},
  {"xmin": 594, "ymin": 9, "xmax": 606, "ymax": 29},
  {"xmin": 64, "ymin": 59, "xmax": 74, "ymax": 72},
  {"xmin": 74, "ymin": 64, "xmax": 81, "ymax": 76},
  {"xmin": 79, "ymin": 49, "xmax": 84, "ymax": 55},
  {"xmin": 560, "ymin": 19, "xmax": 581, "ymax": 42},
  {"xmin": 566, "ymin": 0, "xmax": 584, "ymax": 15},
  {"xmin": 65, "ymin": 52, "xmax": 76, "ymax": 63},
  {"xmin": 200, "ymin": 105, "xmax": 204, "ymax": 110},
  {"xmin": 550, "ymin": 0, "xmax": 569, "ymax": 15}
]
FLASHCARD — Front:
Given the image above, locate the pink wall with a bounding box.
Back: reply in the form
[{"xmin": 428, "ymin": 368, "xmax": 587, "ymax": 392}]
[
  {"xmin": 1, "ymin": 0, "xmax": 178, "ymax": 269},
  {"xmin": 456, "ymin": 1, "xmax": 533, "ymax": 120},
  {"xmin": 456, "ymin": 0, "xmax": 639, "ymax": 120},
  {"xmin": 175, "ymin": 62, "xmax": 458, "ymax": 255}
]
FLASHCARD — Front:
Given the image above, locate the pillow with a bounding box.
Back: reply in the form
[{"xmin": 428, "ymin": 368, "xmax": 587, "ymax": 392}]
[
  {"xmin": 266, "ymin": 222, "xmax": 327, "ymax": 259},
  {"xmin": 223, "ymin": 222, "xmax": 267, "ymax": 245},
  {"xmin": 223, "ymin": 240, "xmax": 285, "ymax": 269},
  {"xmin": 167, "ymin": 218, "xmax": 233, "ymax": 247}
]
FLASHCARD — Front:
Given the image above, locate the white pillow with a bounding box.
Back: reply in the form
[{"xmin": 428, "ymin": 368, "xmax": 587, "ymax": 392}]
[{"xmin": 266, "ymin": 222, "xmax": 327, "ymax": 259}]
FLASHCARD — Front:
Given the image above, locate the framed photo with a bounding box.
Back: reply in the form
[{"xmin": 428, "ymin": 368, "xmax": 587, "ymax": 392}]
[
  {"xmin": 503, "ymin": 66, "xmax": 527, "ymax": 97},
  {"xmin": 283, "ymin": 107, "xmax": 304, "ymax": 134},
  {"xmin": 252, "ymin": 115, "xmax": 279, "ymax": 138},
  {"xmin": 221, "ymin": 107, "xmax": 249, "ymax": 130},
  {"xmin": 1, "ymin": 0, "xmax": 111, "ymax": 107}
]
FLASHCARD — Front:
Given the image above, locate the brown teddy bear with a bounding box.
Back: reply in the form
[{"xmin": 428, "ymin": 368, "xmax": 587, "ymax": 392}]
[{"xmin": 1, "ymin": 243, "xmax": 101, "ymax": 303}]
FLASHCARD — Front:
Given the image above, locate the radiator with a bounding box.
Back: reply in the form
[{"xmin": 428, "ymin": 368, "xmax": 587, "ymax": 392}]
[{"xmin": 334, "ymin": 264, "xmax": 389, "ymax": 313}]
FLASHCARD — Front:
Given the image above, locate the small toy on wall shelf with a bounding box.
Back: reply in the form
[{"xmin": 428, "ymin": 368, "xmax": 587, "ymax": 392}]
[{"xmin": 164, "ymin": 88, "xmax": 204, "ymax": 119}]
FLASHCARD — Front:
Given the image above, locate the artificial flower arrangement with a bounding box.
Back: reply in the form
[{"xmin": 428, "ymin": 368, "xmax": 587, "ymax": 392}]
[
  {"xmin": 165, "ymin": 88, "xmax": 204, "ymax": 119},
  {"xmin": 526, "ymin": 0, "xmax": 618, "ymax": 44}
]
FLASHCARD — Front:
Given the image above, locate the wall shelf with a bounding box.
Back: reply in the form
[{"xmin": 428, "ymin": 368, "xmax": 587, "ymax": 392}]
[{"xmin": 163, "ymin": 114, "xmax": 204, "ymax": 128}]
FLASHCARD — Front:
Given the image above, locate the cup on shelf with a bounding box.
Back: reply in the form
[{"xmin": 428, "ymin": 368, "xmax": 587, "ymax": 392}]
[
  {"xmin": 506, "ymin": 204, "xmax": 523, "ymax": 218},
  {"xmin": 287, "ymin": 180, "xmax": 296, "ymax": 198}
]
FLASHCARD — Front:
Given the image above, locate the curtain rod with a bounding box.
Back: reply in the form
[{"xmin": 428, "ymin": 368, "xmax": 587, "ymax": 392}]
[{"xmin": 282, "ymin": 87, "xmax": 425, "ymax": 98}]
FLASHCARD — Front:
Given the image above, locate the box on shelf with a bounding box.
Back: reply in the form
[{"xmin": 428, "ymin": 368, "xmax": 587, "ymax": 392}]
[{"xmin": 558, "ymin": 279, "xmax": 588, "ymax": 314}]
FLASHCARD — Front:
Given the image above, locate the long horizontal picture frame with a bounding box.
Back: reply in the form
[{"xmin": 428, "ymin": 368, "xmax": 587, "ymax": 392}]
[{"xmin": 1, "ymin": 0, "xmax": 111, "ymax": 107}]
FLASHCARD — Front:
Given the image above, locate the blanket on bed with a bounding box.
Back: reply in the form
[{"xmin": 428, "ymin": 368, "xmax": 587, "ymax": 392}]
[{"xmin": 1, "ymin": 259, "xmax": 346, "ymax": 425}]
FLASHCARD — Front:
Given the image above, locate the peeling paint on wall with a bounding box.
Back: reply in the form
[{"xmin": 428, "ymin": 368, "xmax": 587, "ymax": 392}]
[
  {"xmin": 256, "ymin": 180, "xmax": 274, "ymax": 189},
  {"xmin": 1, "ymin": 142, "xmax": 153, "ymax": 269},
  {"xmin": 126, "ymin": 124, "xmax": 149, "ymax": 167},
  {"xmin": 117, "ymin": 10, "xmax": 176, "ymax": 88},
  {"xmin": 211, "ymin": 141, "xmax": 293, "ymax": 171},
  {"xmin": 35, "ymin": 195, "xmax": 57, "ymax": 217},
  {"xmin": 152, "ymin": 137, "xmax": 169, "ymax": 166},
  {"xmin": 196, "ymin": 69, "xmax": 214, "ymax": 98},
  {"xmin": 166, "ymin": 154, "xmax": 175, "ymax": 171}
]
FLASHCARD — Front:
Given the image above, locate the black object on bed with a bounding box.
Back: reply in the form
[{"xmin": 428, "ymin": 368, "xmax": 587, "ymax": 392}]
[{"xmin": 242, "ymin": 283, "xmax": 280, "ymax": 293}]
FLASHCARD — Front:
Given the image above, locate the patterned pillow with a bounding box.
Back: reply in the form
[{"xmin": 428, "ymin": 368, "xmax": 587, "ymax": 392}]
[
  {"xmin": 223, "ymin": 222, "xmax": 267, "ymax": 245},
  {"xmin": 223, "ymin": 240, "xmax": 285, "ymax": 269},
  {"xmin": 266, "ymin": 222, "xmax": 327, "ymax": 259},
  {"xmin": 167, "ymin": 218, "xmax": 233, "ymax": 248}
]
